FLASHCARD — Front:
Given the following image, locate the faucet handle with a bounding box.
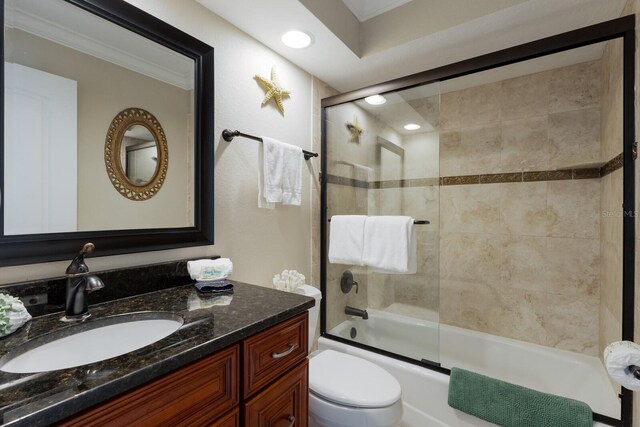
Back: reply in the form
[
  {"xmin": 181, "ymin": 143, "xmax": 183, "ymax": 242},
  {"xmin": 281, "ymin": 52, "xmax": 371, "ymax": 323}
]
[
  {"xmin": 65, "ymin": 243, "xmax": 95, "ymax": 275},
  {"xmin": 80, "ymin": 242, "xmax": 95, "ymax": 255}
]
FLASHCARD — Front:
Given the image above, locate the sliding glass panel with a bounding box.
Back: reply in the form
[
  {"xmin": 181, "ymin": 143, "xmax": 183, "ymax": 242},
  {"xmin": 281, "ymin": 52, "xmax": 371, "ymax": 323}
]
[
  {"xmin": 324, "ymin": 82, "xmax": 441, "ymax": 365},
  {"xmin": 436, "ymin": 41, "xmax": 621, "ymax": 420}
]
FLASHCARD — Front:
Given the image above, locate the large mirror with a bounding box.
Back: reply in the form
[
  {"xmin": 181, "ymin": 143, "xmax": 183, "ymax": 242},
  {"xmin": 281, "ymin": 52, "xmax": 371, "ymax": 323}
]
[{"xmin": 0, "ymin": 0, "xmax": 215, "ymax": 266}]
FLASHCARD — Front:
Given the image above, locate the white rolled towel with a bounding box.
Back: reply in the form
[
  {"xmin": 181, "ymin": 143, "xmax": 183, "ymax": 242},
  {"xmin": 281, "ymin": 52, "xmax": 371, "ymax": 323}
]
[
  {"xmin": 604, "ymin": 341, "xmax": 640, "ymax": 391},
  {"xmin": 187, "ymin": 258, "xmax": 233, "ymax": 281}
]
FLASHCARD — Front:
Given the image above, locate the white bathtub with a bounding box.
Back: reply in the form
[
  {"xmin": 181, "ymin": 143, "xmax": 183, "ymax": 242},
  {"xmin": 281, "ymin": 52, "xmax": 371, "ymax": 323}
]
[{"xmin": 325, "ymin": 309, "xmax": 618, "ymax": 425}]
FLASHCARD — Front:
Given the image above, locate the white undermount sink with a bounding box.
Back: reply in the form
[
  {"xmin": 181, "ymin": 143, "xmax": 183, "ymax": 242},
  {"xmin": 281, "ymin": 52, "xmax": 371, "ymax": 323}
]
[{"xmin": 0, "ymin": 312, "xmax": 183, "ymax": 374}]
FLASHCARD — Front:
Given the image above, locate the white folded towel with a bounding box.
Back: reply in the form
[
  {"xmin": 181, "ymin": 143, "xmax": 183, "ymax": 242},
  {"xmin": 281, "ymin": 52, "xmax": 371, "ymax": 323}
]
[
  {"xmin": 328, "ymin": 215, "xmax": 367, "ymax": 266},
  {"xmin": 187, "ymin": 258, "xmax": 233, "ymax": 281},
  {"xmin": 258, "ymin": 136, "xmax": 303, "ymax": 208},
  {"xmin": 363, "ymin": 216, "xmax": 416, "ymax": 274}
]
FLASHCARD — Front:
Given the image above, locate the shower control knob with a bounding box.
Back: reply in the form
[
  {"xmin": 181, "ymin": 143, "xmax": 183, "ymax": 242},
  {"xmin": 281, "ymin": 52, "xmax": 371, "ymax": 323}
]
[{"xmin": 341, "ymin": 270, "xmax": 358, "ymax": 294}]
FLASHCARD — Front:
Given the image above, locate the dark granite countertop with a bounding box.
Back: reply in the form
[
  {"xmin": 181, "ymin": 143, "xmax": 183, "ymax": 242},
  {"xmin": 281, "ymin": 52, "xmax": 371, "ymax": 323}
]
[{"xmin": 0, "ymin": 281, "xmax": 314, "ymax": 426}]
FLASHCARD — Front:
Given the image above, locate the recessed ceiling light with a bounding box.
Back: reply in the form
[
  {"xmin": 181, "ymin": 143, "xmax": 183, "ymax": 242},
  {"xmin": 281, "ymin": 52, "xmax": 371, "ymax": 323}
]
[
  {"xmin": 404, "ymin": 123, "xmax": 421, "ymax": 131},
  {"xmin": 364, "ymin": 95, "xmax": 386, "ymax": 105},
  {"xmin": 281, "ymin": 30, "xmax": 312, "ymax": 48}
]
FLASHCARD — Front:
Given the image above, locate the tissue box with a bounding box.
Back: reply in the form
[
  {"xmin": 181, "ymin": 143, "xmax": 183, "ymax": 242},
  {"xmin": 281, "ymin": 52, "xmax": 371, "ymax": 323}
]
[{"xmin": 187, "ymin": 258, "xmax": 233, "ymax": 282}]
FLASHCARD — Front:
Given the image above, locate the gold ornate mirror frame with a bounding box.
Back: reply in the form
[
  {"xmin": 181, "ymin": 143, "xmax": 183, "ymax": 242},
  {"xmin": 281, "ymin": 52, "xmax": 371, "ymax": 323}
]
[{"xmin": 104, "ymin": 108, "xmax": 168, "ymax": 201}]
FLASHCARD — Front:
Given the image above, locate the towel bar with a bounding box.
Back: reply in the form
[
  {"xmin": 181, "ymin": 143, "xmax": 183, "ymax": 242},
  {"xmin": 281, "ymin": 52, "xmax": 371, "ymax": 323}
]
[
  {"xmin": 222, "ymin": 129, "xmax": 318, "ymax": 160},
  {"xmin": 327, "ymin": 218, "xmax": 429, "ymax": 224}
]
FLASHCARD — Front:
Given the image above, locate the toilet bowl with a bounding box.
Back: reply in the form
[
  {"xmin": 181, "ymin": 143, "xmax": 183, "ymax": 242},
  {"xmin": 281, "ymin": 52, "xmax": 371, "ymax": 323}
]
[
  {"xmin": 309, "ymin": 349, "xmax": 403, "ymax": 427},
  {"xmin": 295, "ymin": 285, "xmax": 403, "ymax": 427}
]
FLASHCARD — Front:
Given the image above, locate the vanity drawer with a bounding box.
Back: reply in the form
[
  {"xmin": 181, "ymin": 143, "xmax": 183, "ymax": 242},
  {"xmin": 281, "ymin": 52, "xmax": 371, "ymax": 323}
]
[
  {"xmin": 210, "ymin": 407, "xmax": 239, "ymax": 427},
  {"xmin": 243, "ymin": 360, "xmax": 308, "ymax": 427},
  {"xmin": 58, "ymin": 344, "xmax": 239, "ymax": 427},
  {"xmin": 243, "ymin": 312, "xmax": 308, "ymax": 398}
]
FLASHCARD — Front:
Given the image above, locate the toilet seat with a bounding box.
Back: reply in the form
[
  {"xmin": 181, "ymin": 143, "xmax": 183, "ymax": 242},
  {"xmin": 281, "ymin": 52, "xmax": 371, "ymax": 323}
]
[{"xmin": 309, "ymin": 350, "xmax": 401, "ymax": 408}]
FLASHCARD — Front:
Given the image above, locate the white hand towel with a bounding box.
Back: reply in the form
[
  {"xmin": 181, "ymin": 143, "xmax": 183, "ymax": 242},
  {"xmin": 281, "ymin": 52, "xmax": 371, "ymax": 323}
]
[
  {"xmin": 363, "ymin": 216, "xmax": 416, "ymax": 274},
  {"xmin": 328, "ymin": 215, "xmax": 367, "ymax": 266},
  {"xmin": 187, "ymin": 258, "xmax": 233, "ymax": 281},
  {"xmin": 258, "ymin": 136, "xmax": 303, "ymax": 208}
]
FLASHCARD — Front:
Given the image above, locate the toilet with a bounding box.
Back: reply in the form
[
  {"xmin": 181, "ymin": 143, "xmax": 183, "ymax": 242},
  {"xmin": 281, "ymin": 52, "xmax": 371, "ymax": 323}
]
[{"xmin": 295, "ymin": 285, "xmax": 403, "ymax": 427}]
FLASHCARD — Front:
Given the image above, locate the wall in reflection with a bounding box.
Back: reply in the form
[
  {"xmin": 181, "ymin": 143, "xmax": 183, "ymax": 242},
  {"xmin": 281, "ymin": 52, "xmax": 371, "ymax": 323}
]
[{"xmin": 5, "ymin": 27, "xmax": 194, "ymax": 232}]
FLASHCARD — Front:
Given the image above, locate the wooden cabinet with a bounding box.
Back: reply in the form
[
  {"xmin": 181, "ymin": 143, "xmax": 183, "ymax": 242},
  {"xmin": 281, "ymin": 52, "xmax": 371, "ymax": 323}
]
[
  {"xmin": 244, "ymin": 361, "xmax": 308, "ymax": 427},
  {"xmin": 243, "ymin": 312, "xmax": 308, "ymax": 398},
  {"xmin": 210, "ymin": 407, "xmax": 239, "ymax": 427},
  {"xmin": 58, "ymin": 312, "xmax": 309, "ymax": 427},
  {"xmin": 58, "ymin": 345, "xmax": 239, "ymax": 427}
]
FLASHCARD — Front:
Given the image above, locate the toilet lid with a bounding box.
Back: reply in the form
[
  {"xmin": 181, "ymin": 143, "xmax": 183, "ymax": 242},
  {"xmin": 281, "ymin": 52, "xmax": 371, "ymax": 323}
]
[{"xmin": 309, "ymin": 350, "xmax": 401, "ymax": 408}]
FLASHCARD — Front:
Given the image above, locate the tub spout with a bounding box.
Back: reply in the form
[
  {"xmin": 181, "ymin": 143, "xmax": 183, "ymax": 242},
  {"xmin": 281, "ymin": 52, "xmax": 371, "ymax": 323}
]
[{"xmin": 345, "ymin": 306, "xmax": 368, "ymax": 320}]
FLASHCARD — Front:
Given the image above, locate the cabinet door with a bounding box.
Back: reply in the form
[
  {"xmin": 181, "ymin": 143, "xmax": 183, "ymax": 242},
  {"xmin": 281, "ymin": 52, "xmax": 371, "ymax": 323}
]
[
  {"xmin": 58, "ymin": 345, "xmax": 239, "ymax": 427},
  {"xmin": 210, "ymin": 407, "xmax": 239, "ymax": 427},
  {"xmin": 244, "ymin": 361, "xmax": 308, "ymax": 427}
]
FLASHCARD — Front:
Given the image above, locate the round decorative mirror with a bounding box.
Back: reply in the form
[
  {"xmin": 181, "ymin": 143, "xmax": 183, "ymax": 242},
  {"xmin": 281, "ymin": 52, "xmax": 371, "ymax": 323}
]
[{"xmin": 104, "ymin": 108, "xmax": 168, "ymax": 200}]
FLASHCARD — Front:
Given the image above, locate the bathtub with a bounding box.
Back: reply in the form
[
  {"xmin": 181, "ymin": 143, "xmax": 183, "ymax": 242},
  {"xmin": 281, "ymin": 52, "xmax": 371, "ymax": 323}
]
[{"xmin": 325, "ymin": 309, "xmax": 617, "ymax": 425}]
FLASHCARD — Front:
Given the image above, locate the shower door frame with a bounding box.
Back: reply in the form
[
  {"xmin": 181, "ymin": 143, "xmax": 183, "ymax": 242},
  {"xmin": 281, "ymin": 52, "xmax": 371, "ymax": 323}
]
[{"xmin": 320, "ymin": 15, "xmax": 635, "ymax": 427}]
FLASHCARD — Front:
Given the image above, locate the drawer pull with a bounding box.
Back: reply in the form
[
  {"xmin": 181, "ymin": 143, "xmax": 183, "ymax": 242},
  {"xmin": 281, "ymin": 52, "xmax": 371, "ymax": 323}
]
[
  {"xmin": 271, "ymin": 343, "xmax": 296, "ymax": 359},
  {"xmin": 286, "ymin": 415, "xmax": 295, "ymax": 426}
]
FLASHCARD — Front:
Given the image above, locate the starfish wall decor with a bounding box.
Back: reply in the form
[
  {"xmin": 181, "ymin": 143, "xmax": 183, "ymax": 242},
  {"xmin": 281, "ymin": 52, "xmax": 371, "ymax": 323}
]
[
  {"xmin": 345, "ymin": 117, "xmax": 364, "ymax": 142},
  {"xmin": 254, "ymin": 66, "xmax": 291, "ymax": 115}
]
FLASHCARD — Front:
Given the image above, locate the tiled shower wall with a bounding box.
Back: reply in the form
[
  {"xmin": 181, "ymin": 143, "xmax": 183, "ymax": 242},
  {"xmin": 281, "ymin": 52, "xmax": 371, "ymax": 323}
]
[
  {"xmin": 321, "ymin": 57, "xmax": 624, "ymax": 358},
  {"xmin": 599, "ymin": 38, "xmax": 623, "ymax": 366},
  {"xmin": 439, "ymin": 60, "xmax": 605, "ymax": 355}
]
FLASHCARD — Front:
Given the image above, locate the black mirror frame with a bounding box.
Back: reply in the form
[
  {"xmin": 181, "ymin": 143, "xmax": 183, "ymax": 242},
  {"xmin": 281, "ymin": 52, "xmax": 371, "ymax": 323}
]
[
  {"xmin": 320, "ymin": 15, "xmax": 635, "ymax": 427},
  {"xmin": 0, "ymin": 0, "xmax": 215, "ymax": 266}
]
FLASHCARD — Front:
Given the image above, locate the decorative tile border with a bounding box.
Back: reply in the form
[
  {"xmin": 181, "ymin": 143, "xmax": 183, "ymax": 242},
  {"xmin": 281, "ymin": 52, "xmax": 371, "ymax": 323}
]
[
  {"xmin": 325, "ymin": 174, "xmax": 368, "ymax": 188},
  {"xmin": 600, "ymin": 153, "xmax": 623, "ymax": 177},
  {"xmin": 326, "ymin": 152, "xmax": 624, "ymax": 189}
]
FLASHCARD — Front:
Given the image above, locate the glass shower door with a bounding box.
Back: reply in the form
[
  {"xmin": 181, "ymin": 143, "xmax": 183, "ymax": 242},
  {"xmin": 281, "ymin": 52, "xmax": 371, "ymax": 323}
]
[{"xmin": 323, "ymin": 82, "xmax": 441, "ymax": 366}]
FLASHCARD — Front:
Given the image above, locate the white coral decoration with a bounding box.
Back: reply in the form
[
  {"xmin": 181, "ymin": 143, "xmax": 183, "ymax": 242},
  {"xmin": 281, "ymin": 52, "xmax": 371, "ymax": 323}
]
[
  {"xmin": 0, "ymin": 293, "xmax": 32, "ymax": 337},
  {"xmin": 273, "ymin": 270, "xmax": 306, "ymax": 292}
]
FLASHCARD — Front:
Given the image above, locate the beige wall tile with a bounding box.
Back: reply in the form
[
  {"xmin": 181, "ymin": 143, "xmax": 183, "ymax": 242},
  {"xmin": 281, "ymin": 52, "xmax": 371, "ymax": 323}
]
[
  {"xmin": 500, "ymin": 182, "xmax": 549, "ymax": 236},
  {"xmin": 440, "ymin": 281, "xmax": 493, "ymax": 331},
  {"xmin": 440, "ymin": 232, "xmax": 504, "ymax": 284},
  {"xmin": 548, "ymin": 107, "xmax": 601, "ymax": 169},
  {"xmin": 600, "ymin": 40, "xmax": 623, "ymax": 161},
  {"xmin": 367, "ymin": 273, "xmax": 395, "ymax": 310},
  {"xmin": 546, "ymin": 294, "xmax": 599, "ymax": 355},
  {"xmin": 440, "ymin": 82, "xmax": 500, "ymax": 130},
  {"xmin": 488, "ymin": 289, "xmax": 548, "ymax": 345},
  {"xmin": 499, "ymin": 72, "xmax": 549, "ymax": 121},
  {"xmin": 547, "ymin": 179, "xmax": 600, "ymax": 239},
  {"xmin": 549, "ymin": 60, "xmax": 601, "ymax": 113},
  {"xmin": 546, "ymin": 237, "xmax": 600, "ymax": 297},
  {"xmin": 501, "ymin": 235, "xmax": 547, "ymax": 292},
  {"xmin": 440, "ymin": 124, "xmax": 501, "ymax": 176},
  {"xmin": 441, "ymin": 184, "xmax": 502, "ymax": 234},
  {"xmin": 501, "ymin": 116, "xmax": 549, "ymax": 172}
]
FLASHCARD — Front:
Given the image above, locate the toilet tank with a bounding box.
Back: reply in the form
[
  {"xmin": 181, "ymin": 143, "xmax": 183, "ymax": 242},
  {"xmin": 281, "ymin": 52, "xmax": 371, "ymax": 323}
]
[{"xmin": 295, "ymin": 285, "xmax": 322, "ymax": 350}]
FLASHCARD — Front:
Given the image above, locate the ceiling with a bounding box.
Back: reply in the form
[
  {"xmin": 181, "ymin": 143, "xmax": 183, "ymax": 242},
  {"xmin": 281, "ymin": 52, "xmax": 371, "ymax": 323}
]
[
  {"xmin": 341, "ymin": 0, "xmax": 412, "ymax": 22},
  {"xmin": 6, "ymin": 0, "xmax": 194, "ymax": 90},
  {"xmin": 196, "ymin": 0, "xmax": 626, "ymax": 93}
]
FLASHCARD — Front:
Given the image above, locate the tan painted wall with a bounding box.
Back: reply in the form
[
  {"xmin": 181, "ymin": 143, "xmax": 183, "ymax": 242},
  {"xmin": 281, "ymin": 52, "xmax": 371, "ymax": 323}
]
[
  {"xmin": 0, "ymin": 0, "xmax": 318, "ymax": 290},
  {"xmin": 5, "ymin": 28, "xmax": 193, "ymax": 232}
]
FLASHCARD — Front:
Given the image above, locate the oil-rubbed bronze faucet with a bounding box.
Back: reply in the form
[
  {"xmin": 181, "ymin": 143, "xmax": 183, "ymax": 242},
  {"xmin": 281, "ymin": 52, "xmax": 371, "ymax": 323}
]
[
  {"xmin": 345, "ymin": 305, "xmax": 368, "ymax": 320},
  {"xmin": 62, "ymin": 243, "xmax": 104, "ymax": 322}
]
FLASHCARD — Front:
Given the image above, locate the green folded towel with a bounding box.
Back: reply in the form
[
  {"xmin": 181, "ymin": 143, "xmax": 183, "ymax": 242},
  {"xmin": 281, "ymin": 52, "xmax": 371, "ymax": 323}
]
[{"xmin": 448, "ymin": 368, "xmax": 592, "ymax": 427}]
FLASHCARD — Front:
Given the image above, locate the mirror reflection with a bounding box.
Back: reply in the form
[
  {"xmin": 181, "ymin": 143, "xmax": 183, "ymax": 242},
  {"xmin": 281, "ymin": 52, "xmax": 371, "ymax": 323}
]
[
  {"xmin": 122, "ymin": 125, "xmax": 158, "ymax": 186},
  {"xmin": 3, "ymin": 0, "xmax": 196, "ymax": 235}
]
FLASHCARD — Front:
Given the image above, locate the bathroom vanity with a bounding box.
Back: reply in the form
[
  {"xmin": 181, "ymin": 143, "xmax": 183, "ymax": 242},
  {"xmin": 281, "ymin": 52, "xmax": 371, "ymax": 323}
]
[
  {"xmin": 0, "ymin": 277, "xmax": 314, "ymax": 426},
  {"xmin": 60, "ymin": 312, "xmax": 309, "ymax": 426}
]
